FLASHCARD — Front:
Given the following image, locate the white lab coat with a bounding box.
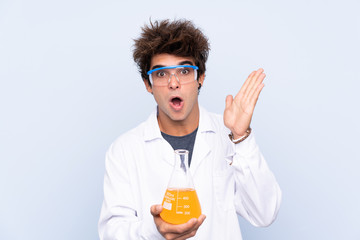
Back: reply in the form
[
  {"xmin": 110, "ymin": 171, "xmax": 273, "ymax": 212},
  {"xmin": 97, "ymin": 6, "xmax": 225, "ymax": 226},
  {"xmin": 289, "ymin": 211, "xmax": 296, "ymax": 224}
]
[{"xmin": 98, "ymin": 106, "xmax": 281, "ymax": 240}]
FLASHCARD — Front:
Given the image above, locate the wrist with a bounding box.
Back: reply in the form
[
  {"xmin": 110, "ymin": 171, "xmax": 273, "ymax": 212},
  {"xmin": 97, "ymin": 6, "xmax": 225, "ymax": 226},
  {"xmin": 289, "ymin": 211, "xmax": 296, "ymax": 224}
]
[{"xmin": 229, "ymin": 127, "xmax": 252, "ymax": 144}]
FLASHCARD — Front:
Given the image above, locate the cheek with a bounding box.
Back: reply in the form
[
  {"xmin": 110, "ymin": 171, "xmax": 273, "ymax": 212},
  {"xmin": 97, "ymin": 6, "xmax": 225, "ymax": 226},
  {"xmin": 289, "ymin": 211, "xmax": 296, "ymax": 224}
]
[
  {"xmin": 152, "ymin": 90, "xmax": 166, "ymax": 105},
  {"xmin": 186, "ymin": 86, "xmax": 199, "ymax": 99}
]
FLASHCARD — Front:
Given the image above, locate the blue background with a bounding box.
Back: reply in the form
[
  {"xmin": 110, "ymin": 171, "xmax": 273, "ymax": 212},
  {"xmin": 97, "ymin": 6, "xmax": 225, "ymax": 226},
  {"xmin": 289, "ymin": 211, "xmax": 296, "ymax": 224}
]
[{"xmin": 1, "ymin": 0, "xmax": 359, "ymax": 239}]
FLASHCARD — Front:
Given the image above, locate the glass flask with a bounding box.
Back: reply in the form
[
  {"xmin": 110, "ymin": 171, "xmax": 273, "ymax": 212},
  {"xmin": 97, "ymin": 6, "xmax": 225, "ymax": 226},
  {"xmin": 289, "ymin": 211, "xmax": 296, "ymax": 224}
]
[{"xmin": 160, "ymin": 149, "xmax": 201, "ymax": 224}]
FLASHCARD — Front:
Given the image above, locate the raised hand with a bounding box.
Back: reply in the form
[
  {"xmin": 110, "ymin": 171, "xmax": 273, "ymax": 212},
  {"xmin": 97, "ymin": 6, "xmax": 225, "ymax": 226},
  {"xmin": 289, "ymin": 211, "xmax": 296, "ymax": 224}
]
[
  {"xmin": 150, "ymin": 204, "xmax": 206, "ymax": 240},
  {"xmin": 223, "ymin": 68, "xmax": 266, "ymax": 139}
]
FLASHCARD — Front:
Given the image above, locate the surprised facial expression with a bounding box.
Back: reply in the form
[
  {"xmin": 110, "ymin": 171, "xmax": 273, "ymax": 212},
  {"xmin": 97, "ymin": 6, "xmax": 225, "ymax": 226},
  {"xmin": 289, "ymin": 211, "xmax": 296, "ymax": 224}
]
[{"xmin": 144, "ymin": 54, "xmax": 204, "ymax": 126}]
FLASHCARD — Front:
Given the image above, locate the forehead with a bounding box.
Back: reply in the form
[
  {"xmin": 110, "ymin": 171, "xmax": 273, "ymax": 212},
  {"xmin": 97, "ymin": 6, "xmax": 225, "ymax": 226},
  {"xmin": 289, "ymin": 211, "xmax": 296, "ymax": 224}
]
[{"xmin": 150, "ymin": 54, "xmax": 195, "ymax": 67}]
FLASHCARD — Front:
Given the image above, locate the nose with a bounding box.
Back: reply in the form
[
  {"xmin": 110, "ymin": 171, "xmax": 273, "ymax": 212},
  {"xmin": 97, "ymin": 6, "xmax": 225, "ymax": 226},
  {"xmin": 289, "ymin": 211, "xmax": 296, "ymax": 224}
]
[{"xmin": 168, "ymin": 73, "xmax": 180, "ymax": 89}]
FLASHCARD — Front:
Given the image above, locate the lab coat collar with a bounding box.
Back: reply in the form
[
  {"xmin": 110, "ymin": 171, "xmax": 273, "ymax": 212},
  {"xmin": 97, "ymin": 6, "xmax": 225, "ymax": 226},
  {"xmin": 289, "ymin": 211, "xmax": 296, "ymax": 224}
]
[
  {"xmin": 142, "ymin": 106, "xmax": 216, "ymax": 174},
  {"xmin": 191, "ymin": 106, "xmax": 215, "ymax": 175},
  {"xmin": 143, "ymin": 108, "xmax": 162, "ymax": 142},
  {"xmin": 142, "ymin": 106, "xmax": 217, "ymax": 142},
  {"xmin": 198, "ymin": 106, "xmax": 216, "ymax": 134}
]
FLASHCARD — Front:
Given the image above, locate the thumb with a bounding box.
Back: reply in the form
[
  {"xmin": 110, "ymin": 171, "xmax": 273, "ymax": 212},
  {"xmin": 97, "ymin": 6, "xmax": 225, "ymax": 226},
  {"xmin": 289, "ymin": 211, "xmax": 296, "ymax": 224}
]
[
  {"xmin": 150, "ymin": 204, "xmax": 163, "ymax": 216},
  {"xmin": 225, "ymin": 95, "xmax": 233, "ymax": 109}
]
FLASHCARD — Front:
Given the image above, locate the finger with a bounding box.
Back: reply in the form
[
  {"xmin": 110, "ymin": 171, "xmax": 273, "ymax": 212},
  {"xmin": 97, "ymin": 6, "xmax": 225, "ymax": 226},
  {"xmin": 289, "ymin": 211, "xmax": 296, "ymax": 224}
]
[
  {"xmin": 244, "ymin": 68, "xmax": 264, "ymax": 97},
  {"xmin": 159, "ymin": 217, "xmax": 197, "ymax": 237},
  {"xmin": 236, "ymin": 69, "xmax": 262, "ymax": 102},
  {"xmin": 150, "ymin": 204, "xmax": 163, "ymax": 216},
  {"xmin": 174, "ymin": 230, "xmax": 197, "ymax": 240},
  {"xmin": 237, "ymin": 71, "xmax": 256, "ymax": 98},
  {"xmin": 167, "ymin": 215, "xmax": 206, "ymax": 239},
  {"xmin": 243, "ymin": 70, "xmax": 265, "ymax": 104},
  {"xmin": 245, "ymin": 72, "xmax": 266, "ymax": 104},
  {"xmin": 194, "ymin": 214, "xmax": 206, "ymax": 229},
  {"xmin": 172, "ymin": 218, "xmax": 198, "ymax": 234},
  {"xmin": 249, "ymin": 83, "xmax": 265, "ymax": 108},
  {"xmin": 225, "ymin": 95, "xmax": 233, "ymax": 109},
  {"xmin": 180, "ymin": 215, "xmax": 206, "ymax": 239}
]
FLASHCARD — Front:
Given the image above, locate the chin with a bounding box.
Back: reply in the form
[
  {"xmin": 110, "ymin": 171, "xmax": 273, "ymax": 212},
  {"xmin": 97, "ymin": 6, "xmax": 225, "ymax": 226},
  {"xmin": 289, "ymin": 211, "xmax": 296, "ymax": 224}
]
[{"xmin": 169, "ymin": 113, "xmax": 186, "ymax": 122}]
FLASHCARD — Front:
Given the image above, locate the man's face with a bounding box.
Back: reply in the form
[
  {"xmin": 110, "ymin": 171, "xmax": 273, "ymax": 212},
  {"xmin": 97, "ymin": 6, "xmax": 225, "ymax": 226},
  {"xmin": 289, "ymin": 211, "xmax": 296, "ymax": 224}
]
[{"xmin": 144, "ymin": 53, "xmax": 204, "ymax": 129}]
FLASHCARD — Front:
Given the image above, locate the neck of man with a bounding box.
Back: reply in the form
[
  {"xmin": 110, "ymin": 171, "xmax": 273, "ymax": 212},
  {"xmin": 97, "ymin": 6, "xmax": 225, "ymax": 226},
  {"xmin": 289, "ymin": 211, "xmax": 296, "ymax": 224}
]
[{"xmin": 157, "ymin": 104, "xmax": 200, "ymax": 137}]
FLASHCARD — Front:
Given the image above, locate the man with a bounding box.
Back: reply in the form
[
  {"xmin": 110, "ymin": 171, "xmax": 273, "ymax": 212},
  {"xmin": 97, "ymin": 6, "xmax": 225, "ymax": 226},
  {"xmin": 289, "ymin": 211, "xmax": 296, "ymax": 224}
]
[{"xmin": 98, "ymin": 19, "xmax": 281, "ymax": 240}]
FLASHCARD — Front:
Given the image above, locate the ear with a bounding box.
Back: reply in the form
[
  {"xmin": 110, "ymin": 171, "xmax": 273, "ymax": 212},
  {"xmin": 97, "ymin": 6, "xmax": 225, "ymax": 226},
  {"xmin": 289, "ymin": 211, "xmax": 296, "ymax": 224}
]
[
  {"xmin": 198, "ymin": 73, "xmax": 205, "ymax": 87},
  {"xmin": 143, "ymin": 79, "xmax": 153, "ymax": 94}
]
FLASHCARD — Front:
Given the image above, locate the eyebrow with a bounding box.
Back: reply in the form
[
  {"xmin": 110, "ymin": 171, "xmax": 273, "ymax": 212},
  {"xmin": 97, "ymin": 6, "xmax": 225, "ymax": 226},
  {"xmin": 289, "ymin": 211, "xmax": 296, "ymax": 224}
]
[{"xmin": 151, "ymin": 60, "xmax": 195, "ymax": 70}]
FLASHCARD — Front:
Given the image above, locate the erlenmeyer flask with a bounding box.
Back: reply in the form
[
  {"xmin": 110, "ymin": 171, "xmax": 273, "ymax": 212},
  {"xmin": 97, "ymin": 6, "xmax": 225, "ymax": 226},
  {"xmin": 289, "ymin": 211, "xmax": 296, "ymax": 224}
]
[{"xmin": 160, "ymin": 149, "xmax": 201, "ymax": 224}]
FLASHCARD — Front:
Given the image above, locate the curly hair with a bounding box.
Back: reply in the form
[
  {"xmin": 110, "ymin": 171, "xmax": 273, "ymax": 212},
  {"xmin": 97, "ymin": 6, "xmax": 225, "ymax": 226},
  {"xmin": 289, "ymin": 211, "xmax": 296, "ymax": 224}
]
[{"xmin": 133, "ymin": 19, "xmax": 210, "ymax": 84}]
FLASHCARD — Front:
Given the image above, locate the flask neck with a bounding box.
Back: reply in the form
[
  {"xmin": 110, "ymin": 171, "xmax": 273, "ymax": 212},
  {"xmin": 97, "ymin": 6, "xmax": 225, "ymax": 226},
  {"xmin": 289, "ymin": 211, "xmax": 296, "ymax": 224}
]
[
  {"xmin": 174, "ymin": 149, "xmax": 189, "ymax": 173},
  {"xmin": 168, "ymin": 149, "xmax": 194, "ymax": 189}
]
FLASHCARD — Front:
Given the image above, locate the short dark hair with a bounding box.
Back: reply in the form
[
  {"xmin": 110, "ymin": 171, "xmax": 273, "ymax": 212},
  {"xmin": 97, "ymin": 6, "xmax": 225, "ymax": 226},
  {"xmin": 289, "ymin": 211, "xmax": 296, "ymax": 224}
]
[{"xmin": 133, "ymin": 19, "xmax": 210, "ymax": 84}]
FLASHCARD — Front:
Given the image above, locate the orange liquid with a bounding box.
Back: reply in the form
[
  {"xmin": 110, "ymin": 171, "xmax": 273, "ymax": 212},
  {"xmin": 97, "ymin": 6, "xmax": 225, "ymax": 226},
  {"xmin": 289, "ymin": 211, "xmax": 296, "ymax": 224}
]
[{"xmin": 160, "ymin": 188, "xmax": 201, "ymax": 225}]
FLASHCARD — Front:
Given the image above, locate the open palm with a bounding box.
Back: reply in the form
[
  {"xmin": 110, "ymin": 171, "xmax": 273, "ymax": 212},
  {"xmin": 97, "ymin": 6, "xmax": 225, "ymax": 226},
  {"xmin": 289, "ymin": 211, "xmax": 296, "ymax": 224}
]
[{"xmin": 224, "ymin": 68, "xmax": 266, "ymax": 139}]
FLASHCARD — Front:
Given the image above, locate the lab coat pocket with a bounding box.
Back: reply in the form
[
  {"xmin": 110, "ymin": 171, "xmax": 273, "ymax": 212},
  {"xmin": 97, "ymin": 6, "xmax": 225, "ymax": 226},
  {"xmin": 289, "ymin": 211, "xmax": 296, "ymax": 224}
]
[{"xmin": 213, "ymin": 167, "xmax": 235, "ymax": 211}]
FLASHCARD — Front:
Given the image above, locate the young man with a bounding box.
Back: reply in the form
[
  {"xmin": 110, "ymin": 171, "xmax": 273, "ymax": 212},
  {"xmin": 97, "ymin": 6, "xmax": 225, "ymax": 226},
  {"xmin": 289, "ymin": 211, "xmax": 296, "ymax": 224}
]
[{"xmin": 98, "ymin": 19, "xmax": 281, "ymax": 240}]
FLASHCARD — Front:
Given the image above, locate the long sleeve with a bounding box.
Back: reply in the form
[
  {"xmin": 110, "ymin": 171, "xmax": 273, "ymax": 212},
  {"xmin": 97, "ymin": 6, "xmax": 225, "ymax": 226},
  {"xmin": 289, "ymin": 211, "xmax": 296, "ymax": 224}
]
[
  {"xmin": 98, "ymin": 108, "xmax": 281, "ymax": 239},
  {"xmin": 98, "ymin": 142, "xmax": 163, "ymax": 240},
  {"xmin": 230, "ymin": 132, "xmax": 282, "ymax": 227}
]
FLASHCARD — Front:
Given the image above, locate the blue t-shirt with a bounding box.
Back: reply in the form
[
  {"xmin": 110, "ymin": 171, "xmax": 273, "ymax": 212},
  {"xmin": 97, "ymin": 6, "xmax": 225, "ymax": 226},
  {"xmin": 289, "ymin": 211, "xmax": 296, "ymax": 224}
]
[{"xmin": 161, "ymin": 128, "xmax": 198, "ymax": 166}]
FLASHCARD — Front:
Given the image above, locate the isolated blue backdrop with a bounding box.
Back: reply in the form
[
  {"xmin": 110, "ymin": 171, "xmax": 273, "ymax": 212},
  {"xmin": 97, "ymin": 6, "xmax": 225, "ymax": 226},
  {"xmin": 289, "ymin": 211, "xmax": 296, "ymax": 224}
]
[{"xmin": 1, "ymin": 0, "xmax": 359, "ymax": 239}]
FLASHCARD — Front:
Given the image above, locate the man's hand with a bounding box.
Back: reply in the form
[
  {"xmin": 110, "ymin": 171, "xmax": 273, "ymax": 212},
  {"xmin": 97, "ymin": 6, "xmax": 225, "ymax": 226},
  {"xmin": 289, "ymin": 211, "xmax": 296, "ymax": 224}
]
[
  {"xmin": 224, "ymin": 68, "xmax": 266, "ymax": 139},
  {"xmin": 150, "ymin": 204, "xmax": 206, "ymax": 240}
]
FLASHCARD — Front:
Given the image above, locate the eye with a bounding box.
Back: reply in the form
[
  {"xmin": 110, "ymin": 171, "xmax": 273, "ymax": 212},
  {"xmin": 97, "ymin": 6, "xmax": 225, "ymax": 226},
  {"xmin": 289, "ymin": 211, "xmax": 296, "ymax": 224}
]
[
  {"xmin": 156, "ymin": 71, "xmax": 167, "ymax": 78},
  {"xmin": 180, "ymin": 68, "xmax": 190, "ymax": 75}
]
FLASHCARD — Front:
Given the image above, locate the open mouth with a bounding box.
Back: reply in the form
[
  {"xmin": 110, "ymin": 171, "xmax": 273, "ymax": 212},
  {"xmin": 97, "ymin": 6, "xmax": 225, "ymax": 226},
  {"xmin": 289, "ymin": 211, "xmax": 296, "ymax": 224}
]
[{"xmin": 170, "ymin": 96, "xmax": 184, "ymax": 110}]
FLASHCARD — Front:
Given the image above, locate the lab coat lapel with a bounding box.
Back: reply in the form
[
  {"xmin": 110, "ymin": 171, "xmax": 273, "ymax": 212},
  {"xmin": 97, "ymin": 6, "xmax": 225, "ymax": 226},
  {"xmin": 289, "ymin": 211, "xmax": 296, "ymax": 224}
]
[
  {"xmin": 143, "ymin": 108, "xmax": 175, "ymax": 167},
  {"xmin": 143, "ymin": 106, "xmax": 216, "ymax": 169},
  {"xmin": 162, "ymin": 139, "xmax": 176, "ymax": 166},
  {"xmin": 190, "ymin": 107, "xmax": 215, "ymax": 176},
  {"xmin": 190, "ymin": 130, "xmax": 211, "ymax": 176}
]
